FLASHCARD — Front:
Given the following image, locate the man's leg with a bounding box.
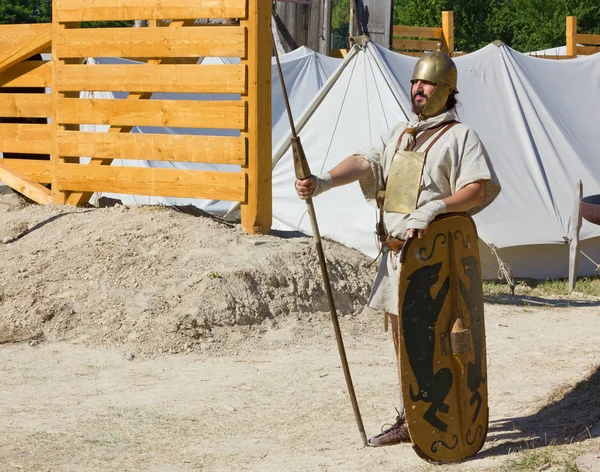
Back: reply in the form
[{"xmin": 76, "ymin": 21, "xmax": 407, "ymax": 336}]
[
  {"xmin": 388, "ymin": 312, "xmax": 401, "ymax": 382},
  {"xmin": 367, "ymin": 313, "xmax": 410, "ymax": 446}
]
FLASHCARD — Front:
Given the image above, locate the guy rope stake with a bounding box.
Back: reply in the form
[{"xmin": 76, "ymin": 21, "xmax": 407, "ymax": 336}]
[{"xmin": 271, "ymin": 30, "xmax": 368, "ymax": 447}]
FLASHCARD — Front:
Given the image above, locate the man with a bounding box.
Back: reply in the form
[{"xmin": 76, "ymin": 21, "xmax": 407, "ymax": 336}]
[{"xmin": 295, "ymin": 49, "xmax": 500, "ymax": 446}]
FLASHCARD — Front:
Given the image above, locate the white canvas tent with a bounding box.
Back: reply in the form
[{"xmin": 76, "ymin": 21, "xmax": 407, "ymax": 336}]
[
  {"xmin": 271, "ymin": 40, "xmax": 600, "ymax": 279},
  {"xmin": 528, "ymin": 45, "xmax": 568, "ymax": 57}
]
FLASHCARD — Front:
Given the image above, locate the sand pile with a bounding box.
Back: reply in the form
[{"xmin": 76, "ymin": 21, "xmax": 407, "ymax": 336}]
[{"xmin": 0, "ymin": 193, "xmax": 376, "ymax": 356}]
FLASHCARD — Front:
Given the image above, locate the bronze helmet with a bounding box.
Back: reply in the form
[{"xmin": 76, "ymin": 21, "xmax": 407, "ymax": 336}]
[{"xmin": 411, "ymin": 49, "xmax": 458, "ymax": 118}]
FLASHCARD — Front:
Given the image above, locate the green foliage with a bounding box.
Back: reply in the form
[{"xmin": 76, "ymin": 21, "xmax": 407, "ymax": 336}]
[
  {"xmin": 490, "ymin": 0, "xmax": 600, "ymax": 52},
  {"xmin": 0, "ymin": 0, "xmax": 134, "ymax": 26},
  {"xmin": 332, "ymin": 0, "xmax": 600, "ymax": 53},
  {"xmin": 0, "ymin": 0, "xmax": 51, "ymax": 24},
  {"xmin": 331, "ymin": 0, "xmax": 350, "ymax": 37}
]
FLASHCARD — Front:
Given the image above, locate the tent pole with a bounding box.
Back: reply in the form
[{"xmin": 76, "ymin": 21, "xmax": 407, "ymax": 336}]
[{"xmin": 568, "ymin": 180, "xmax": 583, "ymax": 292}]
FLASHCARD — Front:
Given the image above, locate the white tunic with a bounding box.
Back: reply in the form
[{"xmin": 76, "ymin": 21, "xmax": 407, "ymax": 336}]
[{"xmin": 357, "ymin": 110, "xmax": 501, "ymax": 314}]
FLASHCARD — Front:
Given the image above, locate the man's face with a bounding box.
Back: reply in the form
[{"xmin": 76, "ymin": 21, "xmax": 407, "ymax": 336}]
[{"xmin": 411, "ymin": 80, "xmax": 437, "ymax": 114}]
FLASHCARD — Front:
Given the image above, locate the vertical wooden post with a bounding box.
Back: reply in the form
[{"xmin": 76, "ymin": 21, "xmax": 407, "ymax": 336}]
[
  {"xmin": 442, "ymin": 11, "xmax": 454, "ymax": 55},
  {"xmin": 566, "ymin": 16, "xmax": 577, "ymax": 58},
  {"xmin": 241, "ymin": 0, "xmax": 272, "ymax": 234},
  {"xmin": 319, "ymin": 0, "xmax": 332, "ymax": 54},
  {"xmin": 569, "ymin": 180, "xmax": 583, "ymax": 293},
  {"xmin": 51, "ymin": 3, "xmax": 82, "ymax": 204},
  {"xmin": 50, "ymin": 4, "xmax": 67, "ymax": 204},
  {"xmin": 349, "ymin": 0, "xmax": 360, "ymax": 38}
]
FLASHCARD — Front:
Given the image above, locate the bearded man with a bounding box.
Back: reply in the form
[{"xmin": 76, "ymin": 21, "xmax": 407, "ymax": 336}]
[{"xmin": 295, "ymin": 48, "xmax": 501, "ymax": 446}]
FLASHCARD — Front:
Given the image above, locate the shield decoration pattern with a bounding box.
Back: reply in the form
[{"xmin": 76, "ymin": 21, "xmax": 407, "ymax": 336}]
[{"xmin": 398, "ymin": 213, "xmax": 488, "ymax": 462}]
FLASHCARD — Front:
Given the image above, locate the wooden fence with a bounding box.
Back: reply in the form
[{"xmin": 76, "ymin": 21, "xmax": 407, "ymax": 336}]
[
  {"xmin": 566, "ymin": 16, "xmax": 600, "ymax": 58},
  {"xmin": 392, "ymin": 11, "xmax": 455, "ymax": 57},
  {"xmin": 0, "ymin": 0, "xmax": 272, "ymax": 235},
  {"xmin": 395, "ymin": 14, "xmax": 600, "ymax": 59}
]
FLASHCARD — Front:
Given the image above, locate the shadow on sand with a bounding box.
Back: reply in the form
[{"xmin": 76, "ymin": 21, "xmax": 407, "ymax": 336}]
[
  {"xmin": 484, "ymin": 293, "xmax": 600, "ymax": 308},
  {"xmin": 2, "ymin": 212, "xmax": 86, "ymax": 244},
  {"xmin": 474, "ymin": 365, "xmax": 600, "ymax": 460}
]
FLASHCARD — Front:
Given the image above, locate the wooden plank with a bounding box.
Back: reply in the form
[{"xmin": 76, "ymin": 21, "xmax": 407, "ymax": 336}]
[
  {"xmin": 57, "ymin": 131, "xmax": 247, "ymax": 164},
  {"xmin": 329, "ymin": 49, "xmax": 349, "ymax": 58},
  {"xmin": 0, "ymin": 124, "xmax": 51, "ymax": 154},
  {"xmin": 442, "ymin": 11, "xmax": 454, "ymax": 54},
  {"xmin": 0, "ymin": 159, "xmax": 51, "ymax": 183},
  {"xmin": 0, "ymin": 24, "xmax": 52, "ymax": 75},
  {"xmin": 577, "ymin": 45, "xmax": 600, "ymax": 55},
  {"xmin": 55, "ymin": 0, "xmax": 247, "ymax": 22},
  {"xmin": 0, "ymin": 24, "xmax": 48, "ymax": 51},
  {"xmin": 55, "ymin": 64, "xmax": 247, "ymax": 94},
  {"xmin": 577, "ymin": 33, "xmax": 600, "ymax": 45},
  {"xmin": 392, "ymin": 38, "xmax": 441, "ymax": 52},
  {"xmin": 393, "ymin": 51, "xmax": 426, "ymax": 57},
  {"xmin": 55, "ymin": 98, "xmax": 246, "ymax": 129},
  {"xmin": 566, "ymin": 16, "xmax": 577, "ymax": 58},
  {"xmin": 392, "ymin": 25, "xmax": 442, "ymax": 39},
  {"xmin": 55, "ymin": 164, "xmax": 247, "ymax": 201},
  {"xmin": 0, "ymin": 161, "xmax": 52, "ymax": 204},
  {"xmin": 0, "ymin": 94, "xmax": 52, "ymax": 118},
  {"xmin": 530, "ymin": 54, "xmax": 571, "ymax": 60},
  {"xmin": 55, "ymin": 26, "xmax": 247, "ymax": 58},
  {"xmin": 240, "ymin": 0, "xmax": 272, "ymax": 234},
  {"xmin": 0, "ymin": 60, "xmax": 52, "ymax": 88}
]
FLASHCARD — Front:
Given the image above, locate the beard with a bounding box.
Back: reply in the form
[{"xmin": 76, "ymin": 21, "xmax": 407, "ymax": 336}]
[{"xmin": 411, "ymin": 92, "xmax": 428, "ymax": 114}]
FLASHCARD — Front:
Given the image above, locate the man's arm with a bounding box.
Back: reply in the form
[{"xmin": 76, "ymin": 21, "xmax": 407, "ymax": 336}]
[
  {"xmin": 295, "ymin": 154, "xmax": 372, "ymax": 200},
  {"xmin": 406, "ymin": 181, "xmax": 485, "ymax": 239},
  {"xmin": 442, "ymin": 181, "xmax": 485, "ymax": 212}
]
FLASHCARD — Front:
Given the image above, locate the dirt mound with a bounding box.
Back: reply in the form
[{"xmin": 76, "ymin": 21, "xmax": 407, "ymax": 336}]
[{"xmin": 0, "ymin": 193, "xmax": 376, "ymax": 356}]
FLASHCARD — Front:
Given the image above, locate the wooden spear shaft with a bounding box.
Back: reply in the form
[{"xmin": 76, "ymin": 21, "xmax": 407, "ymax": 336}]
[{"xmin": 271, "ymin": 30, "xmax": 368, "ymax": 447}]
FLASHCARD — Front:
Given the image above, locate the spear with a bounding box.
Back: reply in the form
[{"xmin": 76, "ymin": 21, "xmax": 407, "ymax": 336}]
[{"xmin": 271, "ymin": 31, "xmax": 368, "ymax": 447}]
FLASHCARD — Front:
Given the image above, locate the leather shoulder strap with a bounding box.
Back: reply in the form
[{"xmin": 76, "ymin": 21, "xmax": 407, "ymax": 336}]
[
  {"xmin": 420, "ymin": 120, "xmax": 459, "ymax": 154},
  {"xmin": 395, "ymin": 120, "xmax": 460, "ymax": 153}
]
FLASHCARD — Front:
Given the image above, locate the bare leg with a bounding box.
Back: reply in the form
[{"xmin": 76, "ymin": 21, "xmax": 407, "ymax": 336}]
[
  {"xmin": 368, "ymin": 312, "xmax": 409, "ymax": 446},
  {"xmin": 387, "ymin": 312, "xmax": 403, "ymax": 393}
]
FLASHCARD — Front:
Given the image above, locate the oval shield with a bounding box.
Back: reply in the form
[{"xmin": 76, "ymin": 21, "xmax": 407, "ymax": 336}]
[{"xmin": 398, "ymin": 213, "xmax": 488, "ymax": 462}]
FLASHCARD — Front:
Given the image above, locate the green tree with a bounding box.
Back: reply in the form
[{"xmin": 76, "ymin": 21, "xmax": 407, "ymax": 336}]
[
  {"xmin": 0, "ymin": 0, "xmax": 132, "ymax": 27},
  {"xmin": 388, "ymin": 0, "xmax": 600, "ymax": 53},
  {"xmin": 393, "ymin": 0, "xmax": 500, "ymax": 52},
  {"xmin": 0, "ymin": 0, "xmax": 51, "ymax": 23},
  {"xmin": 331, "ymin": 0, "xmax": 351, "ymax": 49},
  {"xmin": 491, "ymin": 0, "xmax": 600, "ymax": 52}
]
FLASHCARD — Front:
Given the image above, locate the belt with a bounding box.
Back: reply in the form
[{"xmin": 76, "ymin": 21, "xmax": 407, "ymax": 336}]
[{"xmin": 381, "ymin": 236, "xmax": 404, "ymax": 253}]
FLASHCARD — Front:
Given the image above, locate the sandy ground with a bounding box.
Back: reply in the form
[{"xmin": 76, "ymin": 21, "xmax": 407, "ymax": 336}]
[{"xmin": 1, "ymin": 192, "xmax": 599, "ymax": 471}]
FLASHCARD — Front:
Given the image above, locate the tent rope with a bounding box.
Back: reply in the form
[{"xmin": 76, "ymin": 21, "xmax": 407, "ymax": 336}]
[
  {"xmin": 579, "ymin": 250, "xmax": 600, "ymax": 272},
  {"xmin": 489, "ymin": 244, "xmax": 516, "ymax": 295}
]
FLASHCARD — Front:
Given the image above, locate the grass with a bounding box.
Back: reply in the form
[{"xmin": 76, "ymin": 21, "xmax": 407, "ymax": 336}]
[
  {"xmin": 499, "ymin": 443, "xmax": 584, "ymax": 471},
  {"xmin": 483, "ymin": 275, "xmax": 600, "ymax": 298}
]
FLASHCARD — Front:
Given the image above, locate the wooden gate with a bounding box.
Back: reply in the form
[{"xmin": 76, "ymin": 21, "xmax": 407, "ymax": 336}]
[{"xmin": 0, "ymin": 0, "xmax": 272, "ymax": 235}]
